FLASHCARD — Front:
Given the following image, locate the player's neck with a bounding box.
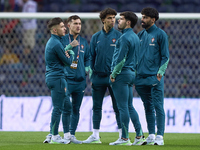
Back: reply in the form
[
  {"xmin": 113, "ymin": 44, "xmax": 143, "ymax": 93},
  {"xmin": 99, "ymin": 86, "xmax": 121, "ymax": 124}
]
[
  {"xmin": 70, "ymin": 31, "xmax": 79, "ymax": 40},
  {"xmin": 104, "ymin": 26, "xmax": 112, "ymax": 33},
  {"xmin": 145, "ymin": 23, "xmax": 154, "ymax": 30}
]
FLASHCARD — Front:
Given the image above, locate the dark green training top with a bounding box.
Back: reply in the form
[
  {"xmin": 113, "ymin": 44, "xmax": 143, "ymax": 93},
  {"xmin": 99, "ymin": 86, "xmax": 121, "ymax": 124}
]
[
  {"xmin": 61, "ymin": 34, "xmax": 90, "ymax": 83},
  {"xmin": 90, "ymin": 27, "xmax": 122, "ymax": 77},
  {"xmin": 45, "ymin": 34, "xmax": 73, "ymax": 79},
  {"xmin": 137, "ymin": 24, "xmax": 169, "ymax": 77},
  {"xmin": 111, "ymin": 28, "xmax": 140, "ymax": 78}
]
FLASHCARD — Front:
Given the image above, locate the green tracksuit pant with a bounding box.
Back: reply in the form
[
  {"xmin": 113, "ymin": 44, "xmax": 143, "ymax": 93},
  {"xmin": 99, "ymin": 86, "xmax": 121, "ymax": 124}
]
[
  {"xmin": 91, "ymin": 74, "xmax": 121, "ymax": 129},
  {"xmin": 135, "ymin": 75, "xmax": 165, "ymax": 136},
  {"xmin": 67, "ymin": 80, "xmax": 86, "ymax": 135},
  {"xmin": 46, "ymin": 78, "xmax": 72, "ymax": 135},
  {"xmin": 111, "ymin": 69, "xmax": 143, "ymax": 138}
]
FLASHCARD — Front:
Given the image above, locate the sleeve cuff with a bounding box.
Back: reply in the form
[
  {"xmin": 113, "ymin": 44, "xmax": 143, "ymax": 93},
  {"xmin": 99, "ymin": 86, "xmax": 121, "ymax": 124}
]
[{"xmin": 64, "ymin": 44, "xmax": 73, "ymax": 51}]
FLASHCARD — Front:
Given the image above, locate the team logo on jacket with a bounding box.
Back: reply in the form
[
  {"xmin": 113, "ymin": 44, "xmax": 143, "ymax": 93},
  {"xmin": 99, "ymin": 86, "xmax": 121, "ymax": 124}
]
[
  {"xmin": 151, "ymin": 37, "xmax": 155, "ymax": 43},
  {"xmin": 81, "ymin": 44, "xmax": 84, "ymax": 49},
  {"xmin": 112, "ymin": 38, "xmax": 116, "ymax": 43},
  {"xmin": 64, "ymin": 87, "xmax": 67, "ymax": 92}
]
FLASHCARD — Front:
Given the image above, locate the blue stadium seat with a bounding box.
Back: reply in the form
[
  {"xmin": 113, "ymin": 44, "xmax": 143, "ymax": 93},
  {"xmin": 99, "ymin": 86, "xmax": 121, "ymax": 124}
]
[
  {"xmin": 101, "ymin": 4, "xmax": 118, "ymax": 12},
  {"xmin": 183, "ymin": 0, "xmax": 200, "ymax": 5},
  {"xmin": 106, "ymin": 0, "xmax": 124, "ymax": 5},
  {"xmin": 83, "ymin": 0, "xmax": 106, "ymax": 5},
  {"xmin": 80, "ymin": 3, "xmax": 100, "ymax": 12},
  {"xmin": 119, "ymin": 3, "xmax": 143, "ymax": 12},
  {"xmin": 1, "ymin": 84, "xmax": 19, "ymax": 96},
  {"xmin": 43, "ymin": 0, "xmax": 70, "ymax": 5},
  {"xmin": 62, "ymin": 4, "xmax": 81, "ymax": 12},
  {"xmin": 177, "ymin": 4, "xmax": 196, "ymax": 12},
  {"xmin": 158, "ymin": 5, "xmax": 176, "ymax": 12},
  {"xmin": 171, "ymin": 0, "xmax": 182, "ymax": 6},
  {"xmin": 144, "ymin": 0, "xmax": 162, "ymax": 6},
  {"xmin": 122, "ymin": 0, "xmax": 145, "ymax": 4}
]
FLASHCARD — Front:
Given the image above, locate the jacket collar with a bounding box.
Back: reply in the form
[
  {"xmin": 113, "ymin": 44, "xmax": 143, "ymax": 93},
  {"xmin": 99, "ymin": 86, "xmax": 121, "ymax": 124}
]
[{"xmin": 146, "ymin": 24, "xmax": 157, "ymax": 33}]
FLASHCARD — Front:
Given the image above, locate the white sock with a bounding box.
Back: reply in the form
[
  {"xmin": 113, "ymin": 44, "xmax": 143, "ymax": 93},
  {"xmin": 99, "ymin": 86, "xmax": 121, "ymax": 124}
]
[
  {"xmin": 118, "ymin": 128, "xmax": 122, "ymax": 138},
  {"xmin": 52, "ymin": 134, "xmax": 59, "ymax": 140},
  {"xmin": 93, "ymin": 129, "xmax": 99, "ymax": 139},
  {"xmin": 148, "ymin": 134, "xmax": 155, "ymax": 139},
  {"xmin": 64, "ymin": 132, "xmax": 71, "ymax": 139}
]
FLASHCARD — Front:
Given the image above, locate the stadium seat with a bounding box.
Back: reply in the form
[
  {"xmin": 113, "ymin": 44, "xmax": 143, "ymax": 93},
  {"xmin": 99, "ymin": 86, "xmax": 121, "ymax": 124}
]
[
  {"xmin": 158, "ymin": 5, "xmax": 176, "ymax": 12},
  {"xmin": 83, "ymin": 0, "xmax": 106, "ymax": 5},
  {"xmin": 171, "ymin": 0, "xmax": 182, "ymax": 6},
  {"xmin": 80, "ymin": 3, "xmax": 100, "ymax": 12},
  {"xmin": 177, "ymin": 4, "xmax": 196, "ymax": 12},
  {"xmin": 61, "ymin": 4, "xmax": 81, "ymax": 12},
  {"xmin": 106, "ymin": 0, "xmax": 124, "ymax": 5},
  {"xmin": 183, "ymin": 0, "xmax": 200, "ymax": 5},
  {"xmin": 119, "ymin": 2, "xmax": 143, "ymax": 12},
  {"xmin": 101, "ymin": 4, "xmax": 118, "ymax": 12}
]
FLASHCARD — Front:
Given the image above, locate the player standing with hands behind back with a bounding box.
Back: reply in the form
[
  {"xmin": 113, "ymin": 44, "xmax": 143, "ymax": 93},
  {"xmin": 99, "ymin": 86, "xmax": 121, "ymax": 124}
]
[
  {"xmin": 135, "ymin": 7, "xmax": 169, "ymax": 145},
  {"xmin": 109, "ymin": 11, "xmax": 146, "ymax": 146},
  {"xmin": 44, "ymin": 17, "xmax": 79, "ymax": 144}
]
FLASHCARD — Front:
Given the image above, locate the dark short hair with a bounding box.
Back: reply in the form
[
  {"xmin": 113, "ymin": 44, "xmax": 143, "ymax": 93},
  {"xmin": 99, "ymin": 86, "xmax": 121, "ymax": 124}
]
[
  {"xmin": 67, "ymin": 15, "xmax": 81, "ymax": 23},
  {"xmin": 99, "ymin": 7, "xmax": 117, "ymax": 22},
  {"xmin": 120, "ymin": 11, "xmax": 138, "ymax": 28},
  {"xmin": 141, "ymin": 7, "xmax": 159, "ymax": 21},
  {"xmin": 47, "ymin": 17, "xmax": 63, "ymax": 30}
]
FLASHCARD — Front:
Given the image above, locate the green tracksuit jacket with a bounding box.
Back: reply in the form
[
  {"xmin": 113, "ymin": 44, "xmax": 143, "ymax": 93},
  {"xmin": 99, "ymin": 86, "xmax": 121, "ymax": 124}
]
[
  {"xmin": 111, "ymin": 28, "xmax": 139, "ymax": 77},
  {"xmin": 90, "ymin": 27, "xmax": 122, "ymax": 77},
  {"xmin": 136, "ymin": 24, "xmax": 169, "ymax": 77},
  {"xmin": 61, "ymin": 34, "xmax": 90, "ymax": 83},
  {"xmin": 45, "ymin": 34, "xmax": 73, "ymax": 79}
]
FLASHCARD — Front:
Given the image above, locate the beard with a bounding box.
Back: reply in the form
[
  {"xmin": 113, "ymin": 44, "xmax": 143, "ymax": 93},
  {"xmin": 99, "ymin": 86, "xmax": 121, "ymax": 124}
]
[
  {"xmin": 118, "ymin": 24, "xmax": 126, "ymax": 30},
  {"xmin": 141, "ymin": 21, "xmax": 151, "ymax": 29}
]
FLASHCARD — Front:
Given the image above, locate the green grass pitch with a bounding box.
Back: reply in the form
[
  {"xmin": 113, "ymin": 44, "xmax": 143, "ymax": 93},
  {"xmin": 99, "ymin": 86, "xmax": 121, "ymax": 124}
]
[{"xmin": 0, "ymin": 132, "xmax": 200, "ymax": 150}]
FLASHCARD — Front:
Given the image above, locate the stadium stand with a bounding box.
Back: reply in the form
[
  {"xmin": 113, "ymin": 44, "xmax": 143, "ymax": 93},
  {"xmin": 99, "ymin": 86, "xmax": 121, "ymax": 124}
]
[{"xmin": 0, "ymin": 0, "xmax": 200, "ymax": 98}]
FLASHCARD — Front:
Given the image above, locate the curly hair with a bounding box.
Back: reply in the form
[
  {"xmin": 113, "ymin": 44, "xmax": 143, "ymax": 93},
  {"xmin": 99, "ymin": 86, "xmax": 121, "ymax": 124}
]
[
  {"xmin": 141, "ymin": 7, "xmax": 159, "ymax": 21},
  {"xmin": 99, "ymin": 8, "xmax": 117, "ymax": 23}
]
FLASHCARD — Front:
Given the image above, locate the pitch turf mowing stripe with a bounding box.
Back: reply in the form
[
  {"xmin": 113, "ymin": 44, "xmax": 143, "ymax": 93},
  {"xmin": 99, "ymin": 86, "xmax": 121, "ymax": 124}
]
[{"xmin": 0, "ymin": 132, "xmax": 200, "ymax": 150}]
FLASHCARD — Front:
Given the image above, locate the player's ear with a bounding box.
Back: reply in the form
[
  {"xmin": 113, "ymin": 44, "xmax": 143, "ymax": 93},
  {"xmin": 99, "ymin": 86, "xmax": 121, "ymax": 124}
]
[
  {"xmin": 102, "ymin": 19, "xmax": 105, "ymax": 24},
  {"xmin": 152, "ymin": 18, "xmax": 156, "ymax": 23},
  {"xmin": 126, "ymin": 20, "xmax": 131, "ymax": 26},
  {"xmin": 67, "ymin": 23, "xmax": 70, "ymax": 28},
  {"xmin": 53, "ymin": 27, "xmax": 57, "ymax": 33}
]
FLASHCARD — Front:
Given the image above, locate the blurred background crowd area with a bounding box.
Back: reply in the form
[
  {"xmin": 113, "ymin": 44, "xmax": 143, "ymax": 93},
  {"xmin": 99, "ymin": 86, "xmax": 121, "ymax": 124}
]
[
  {"xmin": 0, "ymin": 0, "xmax": 200, "ymax": 98},
  {"xmin": 1, "ymin": 0, "xmax": 200, "ymax": 12}
]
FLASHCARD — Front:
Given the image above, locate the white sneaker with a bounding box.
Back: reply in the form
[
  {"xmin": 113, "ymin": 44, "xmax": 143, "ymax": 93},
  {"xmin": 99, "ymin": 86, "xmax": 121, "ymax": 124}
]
[
  {"xmin": 109, "ymin": 138, "xmax": 132, "ymax": 146},
  {"xmin": 50, "ymin": 135, "xmax": 70, "ymax": 144},
  {"xmin": 109, "ymin": 138, "xmax": 121, "ymax": 145},
  {"xmin": 82, "ymin": 135, "xmax": 101, "ymax": 144},
  {"xmin": 132, "ymin": 136, "xmax": 147, "ymax": 145},
  {"xmin": 146, "ymin": 134, "xmax": 155, "ymax": 145},
  {"xmin": 43, "ymin": 134, "xmax": 52, "ymax": 143},
  {"xmin": 70, "ymin": 135, "xmax": 82, "ymax": 144},
  {"xmin": 154, "ymin": 135, "xmax": 164, "ymax": 145}
]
